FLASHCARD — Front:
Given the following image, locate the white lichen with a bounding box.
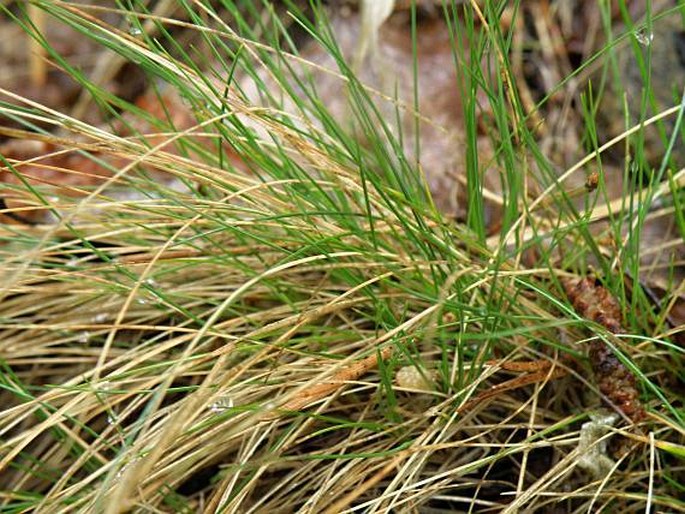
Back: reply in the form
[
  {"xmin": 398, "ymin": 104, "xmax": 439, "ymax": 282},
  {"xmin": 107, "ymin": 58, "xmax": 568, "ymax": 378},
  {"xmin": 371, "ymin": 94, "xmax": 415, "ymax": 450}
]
[{"xmin": 577, "ymin": 411, "xmax": 619, "ymax": 480}]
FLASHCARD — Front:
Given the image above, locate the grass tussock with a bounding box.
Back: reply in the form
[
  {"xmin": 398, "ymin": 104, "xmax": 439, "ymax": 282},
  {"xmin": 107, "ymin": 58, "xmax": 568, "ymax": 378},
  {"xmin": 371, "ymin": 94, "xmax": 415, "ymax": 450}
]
[{"xmin": 0, "ymin": 1, "xmax": 684, "ymax": 512}]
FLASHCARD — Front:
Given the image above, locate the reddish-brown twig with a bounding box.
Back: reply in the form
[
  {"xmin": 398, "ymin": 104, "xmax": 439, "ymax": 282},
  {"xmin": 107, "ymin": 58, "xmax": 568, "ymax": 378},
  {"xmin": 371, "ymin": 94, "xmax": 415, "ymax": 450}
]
[
  {"xmin": 459, "ymin": 360, "xmax": 567, "ymax": 414},
  {"xmin": 269, "ymin": 346, "xmax": 394, "ymax": 417}
]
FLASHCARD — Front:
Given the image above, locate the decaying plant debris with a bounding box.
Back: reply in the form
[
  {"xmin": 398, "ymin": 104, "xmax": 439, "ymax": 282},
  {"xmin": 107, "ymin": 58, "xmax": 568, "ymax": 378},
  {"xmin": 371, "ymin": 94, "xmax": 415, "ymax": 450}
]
[
  {"xmin": 0, "ymin": 1, "xmax": 684, "ymax": 512},
  {"xmin": 563, "ymin": 277, "xmax": 646, "ymax": 422}
]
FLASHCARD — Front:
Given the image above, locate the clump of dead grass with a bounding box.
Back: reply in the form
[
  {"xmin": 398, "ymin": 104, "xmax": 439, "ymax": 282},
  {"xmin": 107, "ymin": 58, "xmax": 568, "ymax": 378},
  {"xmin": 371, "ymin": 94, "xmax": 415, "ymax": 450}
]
[{"xmin": 0, "ymin": 2, "xmax": 684, "ymax": 513}]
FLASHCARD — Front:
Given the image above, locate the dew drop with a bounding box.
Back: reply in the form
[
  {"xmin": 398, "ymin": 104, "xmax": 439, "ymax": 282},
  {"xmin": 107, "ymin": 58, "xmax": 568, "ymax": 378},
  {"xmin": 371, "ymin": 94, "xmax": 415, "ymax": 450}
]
[
  {"xmin": 209, "ymin": 396, "xmax": 234, "ymax": 413},
  {"xmin": 77, "ymin": 331, "xmax": 90, "ymax": 343},
  {"xmin": 127, "ymin": 16, "xmax": 143, "ymax": 37},
  {"xmin": 114, "ymin": 457, "xmax": 139, "ymax": 481},
  {"xmin": 635, "ymin": 28, "xmax": 653, "ymax": 47},
  {"xmin": 93, "ymin": 313, "xmax": 108, "ymax": 323}
]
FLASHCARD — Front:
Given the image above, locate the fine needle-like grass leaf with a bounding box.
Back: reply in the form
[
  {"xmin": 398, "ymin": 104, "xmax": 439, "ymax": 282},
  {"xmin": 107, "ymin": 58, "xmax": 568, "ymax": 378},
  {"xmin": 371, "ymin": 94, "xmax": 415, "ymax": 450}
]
[{"xmin": 0, "ymin": 1, "xmax": 683, "ymax": 512}]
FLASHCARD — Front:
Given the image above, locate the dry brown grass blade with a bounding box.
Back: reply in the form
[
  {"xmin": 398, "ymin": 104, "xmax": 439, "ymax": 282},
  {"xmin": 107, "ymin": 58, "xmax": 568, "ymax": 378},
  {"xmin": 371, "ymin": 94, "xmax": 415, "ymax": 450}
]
[
  {"xmin": 322, "ymin": 455, "xmax": 401, "ymax": 514},
  {"xmin": 458, "ymin": 363, "xmax": 567, "ymax": 415},
  {"xmin": 274, "ymin": 346, "xmax": 394, "ymax": 415},
  {"xmin": 2, "ymin": 2, "xmax": 684, "ymax": 512},
  {"xmin": 27, "ymin": 4, "xmax": 47, "ymax": 88}
]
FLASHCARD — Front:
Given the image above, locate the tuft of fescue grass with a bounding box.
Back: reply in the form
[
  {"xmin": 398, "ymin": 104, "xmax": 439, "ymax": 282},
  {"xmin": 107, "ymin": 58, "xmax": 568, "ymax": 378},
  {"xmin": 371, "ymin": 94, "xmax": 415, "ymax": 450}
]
[{"xmin": 0, "ymin": 1, "xmax": 683, "ymax": 512}]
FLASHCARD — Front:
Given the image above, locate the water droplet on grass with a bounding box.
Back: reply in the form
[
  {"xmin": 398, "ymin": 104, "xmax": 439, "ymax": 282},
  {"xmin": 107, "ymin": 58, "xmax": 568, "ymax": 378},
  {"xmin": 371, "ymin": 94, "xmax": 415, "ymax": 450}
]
[
  {"xmin": 127, "ymin": 16, "xmax": 143, "ymax": 37},
  {"xmin": 635, "ymin": 28, "xmax": 653, "ymax": 46},
  {"xmin": 209, "ymin": 397, "xmax": 234, "ymax": 413}
]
